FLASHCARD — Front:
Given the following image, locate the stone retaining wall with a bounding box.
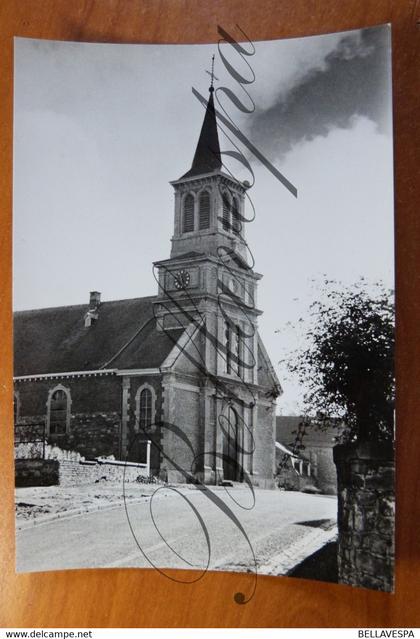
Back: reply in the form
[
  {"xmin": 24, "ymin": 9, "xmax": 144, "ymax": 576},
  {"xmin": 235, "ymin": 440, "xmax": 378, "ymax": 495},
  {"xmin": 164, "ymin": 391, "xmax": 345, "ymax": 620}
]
[
  {"xmin": 333, "ymin": 441, "xmax": 395, "ymax": 592},
  {"xmin": 15, "ymin": 458, "xmax": 150, "ymax": 487},
  {"xmin": 15, "ymin": 459, "xmax": 59, "ymax": 487}
]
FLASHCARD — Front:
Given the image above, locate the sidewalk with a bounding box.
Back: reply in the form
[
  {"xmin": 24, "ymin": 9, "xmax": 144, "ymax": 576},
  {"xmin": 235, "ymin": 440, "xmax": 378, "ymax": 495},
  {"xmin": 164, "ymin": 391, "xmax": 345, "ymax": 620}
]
[
  {"xmin": 15, "ymin": 481, "xmax": 252, "ymax": 529},
  {"xmin": 15, "ymin": 481, "xmax": 163, "ymax": 529}
]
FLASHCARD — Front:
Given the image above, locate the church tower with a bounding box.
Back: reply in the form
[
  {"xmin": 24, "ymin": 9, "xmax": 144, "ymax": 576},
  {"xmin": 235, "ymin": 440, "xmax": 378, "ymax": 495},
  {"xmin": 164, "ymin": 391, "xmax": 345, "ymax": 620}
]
[
  {"xmin": 153, "ymin": 71, "xmax": 281, "ymax": 486},
  {"xmin": 154, "ymin": 78, "xmax": 260, "ymax": 338},
  {"xmin": 169, "ymin": 82, "xmax": 248, "ymax": 264}
]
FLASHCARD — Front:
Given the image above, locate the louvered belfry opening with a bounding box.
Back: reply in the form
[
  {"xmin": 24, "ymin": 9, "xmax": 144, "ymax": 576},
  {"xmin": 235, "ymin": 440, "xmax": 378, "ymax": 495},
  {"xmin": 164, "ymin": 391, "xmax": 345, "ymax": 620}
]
[
  {"xmin": 222, "ymin": 192, "xmax": 231, "ymax": 232},
  {"xmin": 199, "ymin": 190, "xmax": 210, "ymax": 230},
  {"xmin": 232, "ymin": 196, "xmax": 241, "ymax": 235},
  {"xmin": 183, "ymin": 193, "xmax": 194, "ymax": 232}
]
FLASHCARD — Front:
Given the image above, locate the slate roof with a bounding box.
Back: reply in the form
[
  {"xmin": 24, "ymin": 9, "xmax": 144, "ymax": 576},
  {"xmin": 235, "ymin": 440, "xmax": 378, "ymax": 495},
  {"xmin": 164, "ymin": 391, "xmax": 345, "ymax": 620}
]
[
  {"xmin": 14, "ymin": 296, "xmax": 183, "ymax": 376},
  {"xmin": 276, "ymin": 416, "xmax": 342, "ymax": 449},
  {"xmin": 180, "ymin": 89, "xmax": 222, "ymax": 180}
]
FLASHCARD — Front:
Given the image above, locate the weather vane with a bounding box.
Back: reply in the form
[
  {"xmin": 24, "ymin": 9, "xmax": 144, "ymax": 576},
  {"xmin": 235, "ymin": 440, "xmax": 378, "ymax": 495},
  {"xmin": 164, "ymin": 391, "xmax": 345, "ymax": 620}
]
[{"xmin": 205, "ymin": 54, "xmax": 219, "ymax": 92}]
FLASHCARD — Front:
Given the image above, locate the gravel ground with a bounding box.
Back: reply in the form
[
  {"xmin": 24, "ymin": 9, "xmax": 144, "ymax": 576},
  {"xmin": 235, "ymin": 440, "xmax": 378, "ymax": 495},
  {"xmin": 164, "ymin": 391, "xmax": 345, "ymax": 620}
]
[{"xmin": 15, "ymin": 481, "xmax": 164, "ymax": 521}]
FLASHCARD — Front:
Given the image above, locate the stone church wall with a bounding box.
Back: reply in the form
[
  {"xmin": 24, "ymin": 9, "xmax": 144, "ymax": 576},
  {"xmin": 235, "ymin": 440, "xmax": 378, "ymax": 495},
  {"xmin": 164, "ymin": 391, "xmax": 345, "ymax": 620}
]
[
  {"xmin": 15, "ymin": 375, "xmax": 122, "ymax": 459},
  {"xmin": 67, "ymin": 412, "xmax": 120, "ymax": 459}
]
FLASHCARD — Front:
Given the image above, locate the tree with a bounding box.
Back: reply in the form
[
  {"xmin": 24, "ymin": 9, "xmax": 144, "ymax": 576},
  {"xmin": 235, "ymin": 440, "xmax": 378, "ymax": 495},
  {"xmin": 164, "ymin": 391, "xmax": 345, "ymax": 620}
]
[{"xmin": 286, "ymin": 280, "xmax": 395, "ymax": 442}]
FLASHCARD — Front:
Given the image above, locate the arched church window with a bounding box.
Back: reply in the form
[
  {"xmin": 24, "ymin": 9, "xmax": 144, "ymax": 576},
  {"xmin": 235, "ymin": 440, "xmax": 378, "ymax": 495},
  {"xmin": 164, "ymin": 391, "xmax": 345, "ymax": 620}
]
[
  {"xmin": 138, "ymin": 387, "xmax": 153, "ymax": 431},
  {"xmin": 222, "ymin": 192, "xmax": 231, "ymax": 232},
  {"xmin": 133, "ymin": 385, "xmax": 156, "ymax": 466},
  {"xmin": 199, "ymin": 190, "xmax": 210, "ymax": 230},
  {"xmin": 183, "ymin": 193, "xmax": 195, "ymax": 233},
  {"xmin": 232, "ymin": 196, "xmax": 241, "ymax": 235},
  {"xmin": 48, "ymin": 387, "xmax": 70, "ymax": 435}
]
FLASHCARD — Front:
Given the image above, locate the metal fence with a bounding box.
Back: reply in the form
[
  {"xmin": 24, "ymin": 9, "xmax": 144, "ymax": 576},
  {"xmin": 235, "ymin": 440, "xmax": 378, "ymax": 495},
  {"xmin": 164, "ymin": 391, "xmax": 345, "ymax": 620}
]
[{"xmin": 14, "ymin": 422, "xmax": 46, "ymax": 459}]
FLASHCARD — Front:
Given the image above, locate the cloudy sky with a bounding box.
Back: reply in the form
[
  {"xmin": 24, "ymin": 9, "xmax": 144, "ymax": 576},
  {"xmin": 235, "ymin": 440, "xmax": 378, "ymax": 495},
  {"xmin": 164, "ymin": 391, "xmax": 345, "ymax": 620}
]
[{"xmin": 13, "ymin": 26, "xmax": 394, "ymax": 413}]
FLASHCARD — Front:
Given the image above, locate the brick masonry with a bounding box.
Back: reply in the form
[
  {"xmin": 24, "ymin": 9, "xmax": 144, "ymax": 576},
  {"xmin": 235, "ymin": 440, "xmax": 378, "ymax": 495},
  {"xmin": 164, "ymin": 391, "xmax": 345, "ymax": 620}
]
[
  {"xmin": 66, "ymin": 412, "xmax": 120, "ymax": 458},
  {"xmin": 333, "ymin": 441, "xmax": 395, "ymax": 592},
  {"xmin": 125, "ymin": 375, "xmax": 163, "ymax": 475},
  {"xmin": 14, "ymin": 342, "xmax": 278, "ymax": 486},
  {"xmin": 15, "ymin": 376, "xmax": 122, "ymax": 458}
]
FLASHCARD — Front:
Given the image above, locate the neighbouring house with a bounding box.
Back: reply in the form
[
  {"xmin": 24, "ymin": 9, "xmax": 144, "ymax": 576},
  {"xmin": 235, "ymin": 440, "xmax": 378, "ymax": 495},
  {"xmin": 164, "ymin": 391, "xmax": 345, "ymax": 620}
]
[
  {"xmin": 276, "ymin": 416, "xmax": 342, "ymax": 494},
  {"xmin": 275, "ymin": 440, "xmax": 316, "ymax": 492},
  {"xmin": 13, "ymin": 82, "xmax": 282, "ymax": 488}
]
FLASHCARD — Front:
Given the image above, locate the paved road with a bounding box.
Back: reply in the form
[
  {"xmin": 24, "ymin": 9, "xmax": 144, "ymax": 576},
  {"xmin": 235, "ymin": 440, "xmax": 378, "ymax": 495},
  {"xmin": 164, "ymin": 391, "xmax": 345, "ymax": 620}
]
[{"xmin": 16, "ymin": 488, "xmax": 337, "ymax": 576}]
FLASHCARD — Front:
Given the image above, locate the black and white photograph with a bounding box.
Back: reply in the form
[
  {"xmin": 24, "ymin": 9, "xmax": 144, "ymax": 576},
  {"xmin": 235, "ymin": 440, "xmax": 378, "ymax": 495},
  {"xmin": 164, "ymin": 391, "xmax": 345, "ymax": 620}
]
[{"xmin": 13, "ymin": 25, "xmax": 395, "ymax": 595}]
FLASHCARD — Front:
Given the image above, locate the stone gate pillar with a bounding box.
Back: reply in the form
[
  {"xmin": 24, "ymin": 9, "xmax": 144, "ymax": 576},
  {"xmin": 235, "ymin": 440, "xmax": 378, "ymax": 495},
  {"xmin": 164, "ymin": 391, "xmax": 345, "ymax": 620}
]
[{"xmin": 333, "ymin": 441, "xmax": 395, "ymax": 591}]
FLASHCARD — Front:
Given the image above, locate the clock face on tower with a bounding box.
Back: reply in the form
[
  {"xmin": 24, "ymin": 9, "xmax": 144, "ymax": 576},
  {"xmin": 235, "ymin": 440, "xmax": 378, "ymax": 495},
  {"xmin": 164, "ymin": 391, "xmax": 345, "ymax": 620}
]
[{"xmin": 173, "ymin": 269, "xmax": 191, "ymax": 290}]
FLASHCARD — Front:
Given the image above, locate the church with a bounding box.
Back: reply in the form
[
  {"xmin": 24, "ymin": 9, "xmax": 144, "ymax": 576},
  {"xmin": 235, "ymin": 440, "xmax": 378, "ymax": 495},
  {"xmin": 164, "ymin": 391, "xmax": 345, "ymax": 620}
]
[{"xmin": 13, "ymin": 79, "xmax": 282, "ymax": 488}]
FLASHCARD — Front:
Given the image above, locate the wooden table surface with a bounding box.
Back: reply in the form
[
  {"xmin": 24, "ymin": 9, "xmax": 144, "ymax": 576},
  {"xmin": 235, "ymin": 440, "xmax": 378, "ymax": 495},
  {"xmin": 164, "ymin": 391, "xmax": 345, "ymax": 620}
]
[{"xmin": 0, "ymin": 0, "xmax": 419, "ymax": 628}]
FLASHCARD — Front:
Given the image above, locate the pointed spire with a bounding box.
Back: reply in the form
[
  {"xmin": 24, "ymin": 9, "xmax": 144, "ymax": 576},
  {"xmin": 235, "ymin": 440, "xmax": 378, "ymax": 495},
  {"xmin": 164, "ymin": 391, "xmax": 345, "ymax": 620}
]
[{"xmin": 180, "ymin": 58, "xmax": 222, "ymax": 179}]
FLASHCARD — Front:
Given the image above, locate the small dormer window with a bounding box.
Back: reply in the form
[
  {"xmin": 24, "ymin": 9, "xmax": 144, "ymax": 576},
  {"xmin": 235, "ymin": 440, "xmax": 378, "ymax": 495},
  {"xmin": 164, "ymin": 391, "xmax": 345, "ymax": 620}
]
[
  {"xmin": 183, "ymin": 193, "xmax": 194, "ymax": 232},
  {"xmin": 84, "ymin": 290, "xmax": 101, "ymax": 327},
  {"xmin": 84, "ymin": 311, "xmax": 97, "ymax": 327}
]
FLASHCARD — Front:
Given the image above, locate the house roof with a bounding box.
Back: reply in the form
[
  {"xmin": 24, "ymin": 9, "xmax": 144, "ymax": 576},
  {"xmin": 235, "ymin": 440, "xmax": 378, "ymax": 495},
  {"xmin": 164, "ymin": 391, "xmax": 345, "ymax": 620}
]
[
  {"xmin": 14, "ymin": 296, "xmax": 183, "ymax": 376},
  {"xmin": 179, "ymin": 89, "xmax": 222, "ymax": 180},
  {"xmin": 276, "ymin": 415, "xmax": 342, "ymax": 449},
  {"xmin": 275, "ymin": 441, "xmax": 297, "ymax": 458}
]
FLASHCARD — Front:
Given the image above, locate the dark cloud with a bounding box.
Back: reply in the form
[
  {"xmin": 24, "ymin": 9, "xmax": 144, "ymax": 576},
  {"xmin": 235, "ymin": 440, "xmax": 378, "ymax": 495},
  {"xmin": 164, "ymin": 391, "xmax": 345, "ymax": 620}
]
[{"xmin": 248, "ymin": 26, "xmax": 391, "ymax": 162}]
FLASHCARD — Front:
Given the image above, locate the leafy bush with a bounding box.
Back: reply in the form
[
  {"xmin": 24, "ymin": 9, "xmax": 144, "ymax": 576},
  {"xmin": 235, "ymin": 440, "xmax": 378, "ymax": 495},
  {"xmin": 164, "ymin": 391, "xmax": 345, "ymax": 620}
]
[{"xmin": 286, "ymin": 280, "xmax": 394, "ymax": 442}]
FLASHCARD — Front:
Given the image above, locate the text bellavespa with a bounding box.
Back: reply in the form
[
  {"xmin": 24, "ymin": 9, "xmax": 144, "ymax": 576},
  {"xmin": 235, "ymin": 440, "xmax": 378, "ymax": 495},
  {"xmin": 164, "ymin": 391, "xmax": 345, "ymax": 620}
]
[{"xmin": 358, "ymin": 631, "xmax": 415, "ymax": 638}]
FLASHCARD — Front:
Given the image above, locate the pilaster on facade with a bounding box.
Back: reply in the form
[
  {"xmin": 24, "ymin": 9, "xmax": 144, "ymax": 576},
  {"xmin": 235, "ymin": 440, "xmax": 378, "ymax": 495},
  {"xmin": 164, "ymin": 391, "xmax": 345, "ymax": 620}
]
[
  {"xmin": 214, "ymin": 395, "xmax": 225, "ymax": 484},
  {"xmin": 201, "ymin": 381, "xmax": 217, "ymax": 484},
  {"xmin": 120, "ymin": 376, "xmax": 131, "ymax": 460},
  {"xmin": 243, "ymin": 404, "xmax": 254, "ymax": 476}
]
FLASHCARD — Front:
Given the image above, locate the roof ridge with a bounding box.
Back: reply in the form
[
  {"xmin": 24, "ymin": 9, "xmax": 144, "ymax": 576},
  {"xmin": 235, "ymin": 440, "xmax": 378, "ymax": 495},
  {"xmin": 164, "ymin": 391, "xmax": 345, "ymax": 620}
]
[{"xmin": 14, "ymin": 294, "xmax": 157, "ymax": 314}]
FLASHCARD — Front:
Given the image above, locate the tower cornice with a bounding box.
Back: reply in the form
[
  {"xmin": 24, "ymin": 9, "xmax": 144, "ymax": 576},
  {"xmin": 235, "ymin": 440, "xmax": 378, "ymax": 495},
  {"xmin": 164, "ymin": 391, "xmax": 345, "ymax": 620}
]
[
  {"xmin": 153, "ymin": 252, "xmax": 262, "ymax": 281},
  {"xmin": 170, "ymin": 170, "xmax": 248, "ymax": 193}
]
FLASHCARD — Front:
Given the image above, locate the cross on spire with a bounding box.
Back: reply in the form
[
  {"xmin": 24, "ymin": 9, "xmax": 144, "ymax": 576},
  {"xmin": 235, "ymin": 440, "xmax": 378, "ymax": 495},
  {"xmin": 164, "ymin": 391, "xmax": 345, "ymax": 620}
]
[{"xmin": 205, "ymin": 54, "xmax": 219, "ymax": 92}]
